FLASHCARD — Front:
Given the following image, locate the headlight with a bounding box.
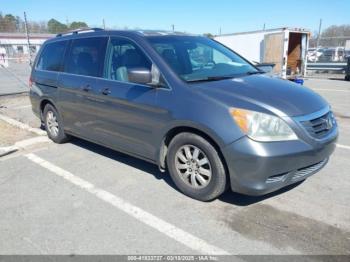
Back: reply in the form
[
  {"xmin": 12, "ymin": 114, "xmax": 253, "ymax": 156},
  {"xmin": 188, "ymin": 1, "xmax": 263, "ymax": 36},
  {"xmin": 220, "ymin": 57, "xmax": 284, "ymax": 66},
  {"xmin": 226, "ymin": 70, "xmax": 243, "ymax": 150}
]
[{"xmin": 230, "ymin": 108, "xmax": 297, "ymax": 142}]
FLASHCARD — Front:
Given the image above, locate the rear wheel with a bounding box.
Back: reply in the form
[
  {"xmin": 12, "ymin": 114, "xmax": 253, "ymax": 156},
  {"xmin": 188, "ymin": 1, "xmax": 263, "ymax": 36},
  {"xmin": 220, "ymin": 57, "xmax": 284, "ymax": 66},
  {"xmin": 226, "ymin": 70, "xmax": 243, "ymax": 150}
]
[
  {"xmin": 43, "ymin": 104, "xmax": 70, "ymax": 143},
  {"xmin": 167, "ymin": 132, "xmax": 227, "ymax": 201}
]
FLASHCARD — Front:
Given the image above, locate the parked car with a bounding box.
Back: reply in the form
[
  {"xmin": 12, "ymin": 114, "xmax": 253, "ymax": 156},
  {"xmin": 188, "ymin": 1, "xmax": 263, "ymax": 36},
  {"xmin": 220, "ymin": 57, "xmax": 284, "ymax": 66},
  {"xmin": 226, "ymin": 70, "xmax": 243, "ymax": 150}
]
[
  {"xmin": 307, "ymin": 48, "xmax": 323, "ymax": 62},
  {"xmin": 29, "ymin": 29, "xmax": 338, "ymax": 201}
]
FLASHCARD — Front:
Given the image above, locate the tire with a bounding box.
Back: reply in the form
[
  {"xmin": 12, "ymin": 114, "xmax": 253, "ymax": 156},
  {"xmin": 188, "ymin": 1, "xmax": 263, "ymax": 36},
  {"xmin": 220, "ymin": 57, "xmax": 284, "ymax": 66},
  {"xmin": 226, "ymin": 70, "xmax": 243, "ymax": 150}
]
[
  {"xmin": 43, "ymin": 104, "xmax": 70, "ymax": 143},
  {"xmin": 345, "ymin": 75, "xmax": 350, "ymax": 81},
  {"xmin": 166, "ymin": 132, "xmax": 227, "ymax": 201}
]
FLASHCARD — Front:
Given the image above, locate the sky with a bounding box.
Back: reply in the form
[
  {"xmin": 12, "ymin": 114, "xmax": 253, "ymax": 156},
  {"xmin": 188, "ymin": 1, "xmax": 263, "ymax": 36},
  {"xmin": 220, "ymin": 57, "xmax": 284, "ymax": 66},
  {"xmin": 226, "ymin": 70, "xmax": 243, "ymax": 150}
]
[{"xmin": 1, "ymin": 0, "xmax": 350, "ymax": 35}]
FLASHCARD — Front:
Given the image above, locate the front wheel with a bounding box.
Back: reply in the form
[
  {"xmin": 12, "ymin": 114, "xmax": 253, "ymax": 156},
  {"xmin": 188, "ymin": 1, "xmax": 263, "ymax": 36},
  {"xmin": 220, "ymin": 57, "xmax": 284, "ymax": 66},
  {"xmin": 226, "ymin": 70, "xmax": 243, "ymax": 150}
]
[{"xmin": 167, "ymin": 132, "xmax": 227, "ymax": 201}]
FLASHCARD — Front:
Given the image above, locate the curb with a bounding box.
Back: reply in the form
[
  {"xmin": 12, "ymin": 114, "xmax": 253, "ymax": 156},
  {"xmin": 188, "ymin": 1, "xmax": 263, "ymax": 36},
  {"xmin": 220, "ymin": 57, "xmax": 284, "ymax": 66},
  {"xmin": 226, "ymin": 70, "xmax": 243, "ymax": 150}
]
[
  {"xmin": 0, "ymin": 146, "xmax": 18, "ymax": 157},
  {"xmin": 0, "ymin": 136, "xmax": 51, "ymax": 157},
  {"xmin": 0, "ymin": 113, "xmax": 46, "ymax": 136}
]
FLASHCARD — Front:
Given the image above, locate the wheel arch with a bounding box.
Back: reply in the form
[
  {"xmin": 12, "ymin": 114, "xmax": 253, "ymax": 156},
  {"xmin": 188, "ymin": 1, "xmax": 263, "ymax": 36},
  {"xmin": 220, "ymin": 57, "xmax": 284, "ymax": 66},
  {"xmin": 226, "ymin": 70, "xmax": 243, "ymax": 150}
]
[
  {"xmin": 158, "ymin": 126, "xmax": 230, "ymax": 184},
  {"xmin": 39, "ymin": 98, "xmax": 58, "ymax": 121}
]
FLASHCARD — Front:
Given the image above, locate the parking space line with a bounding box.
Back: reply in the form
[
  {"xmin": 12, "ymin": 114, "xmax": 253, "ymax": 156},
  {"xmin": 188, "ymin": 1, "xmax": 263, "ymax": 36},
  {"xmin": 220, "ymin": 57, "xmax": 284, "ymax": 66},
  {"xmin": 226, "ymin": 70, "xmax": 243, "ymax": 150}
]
[
  {"xmin": 24, "ymin": 153, "xmax": 230, "ymax": 255},
  {"xmin": 337, "ymin": 143, "xmax": 350, "ymax": 150},
  {"xmin": 311, "ymin": 89, "xmax": 350, "ymax": 92},
  {"xmin": 12, "ymin": 104, "xmax": 32, "ymax": 110}
]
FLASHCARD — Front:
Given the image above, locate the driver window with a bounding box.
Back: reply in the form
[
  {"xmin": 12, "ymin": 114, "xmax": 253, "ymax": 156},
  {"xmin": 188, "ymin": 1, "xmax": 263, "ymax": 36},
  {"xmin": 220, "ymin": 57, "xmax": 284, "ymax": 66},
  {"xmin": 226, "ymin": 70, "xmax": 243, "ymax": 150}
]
[{"xmin": 104, "ymin": 38, "xmax": 152, "ymax": 83}]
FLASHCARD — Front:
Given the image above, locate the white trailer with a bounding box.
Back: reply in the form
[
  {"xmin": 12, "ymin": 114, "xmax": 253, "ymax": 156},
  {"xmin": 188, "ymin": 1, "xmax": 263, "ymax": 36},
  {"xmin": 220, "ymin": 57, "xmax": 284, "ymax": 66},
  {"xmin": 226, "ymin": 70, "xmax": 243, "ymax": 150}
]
[{"xmin": 214, "ymin": 27, "xmax": 310, "ymax": 79}]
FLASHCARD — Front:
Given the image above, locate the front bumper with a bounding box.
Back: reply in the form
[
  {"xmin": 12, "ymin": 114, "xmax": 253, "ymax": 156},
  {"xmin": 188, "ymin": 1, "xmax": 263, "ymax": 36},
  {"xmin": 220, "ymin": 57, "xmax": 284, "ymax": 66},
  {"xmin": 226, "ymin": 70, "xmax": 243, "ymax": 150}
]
[{"xmin": 222, "ymin": 132, "xmax": 338, "ymax": 196}]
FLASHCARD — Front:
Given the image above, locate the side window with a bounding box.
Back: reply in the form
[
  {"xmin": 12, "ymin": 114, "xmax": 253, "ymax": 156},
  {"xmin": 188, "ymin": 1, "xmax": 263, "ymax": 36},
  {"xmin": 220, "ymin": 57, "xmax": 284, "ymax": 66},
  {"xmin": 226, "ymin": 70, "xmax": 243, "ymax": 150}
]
[
  {"xmin": 65, "ymin": 37, "xmax": 107, "ymax": 77},
  {"xmin": 104, "ymin": 38, "xmax": 152, "ymax": 83},
  {"xmin": 36, "ymin": 41, "xmax": 67, "ymax": 72}
]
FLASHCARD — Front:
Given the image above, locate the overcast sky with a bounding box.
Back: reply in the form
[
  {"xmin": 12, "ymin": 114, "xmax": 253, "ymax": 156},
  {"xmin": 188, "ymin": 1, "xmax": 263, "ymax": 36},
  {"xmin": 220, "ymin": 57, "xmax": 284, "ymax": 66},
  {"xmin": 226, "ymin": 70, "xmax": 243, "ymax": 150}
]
[{"xmin": 2, "ymin": 0, "xmax": 349, "ymax": 34}]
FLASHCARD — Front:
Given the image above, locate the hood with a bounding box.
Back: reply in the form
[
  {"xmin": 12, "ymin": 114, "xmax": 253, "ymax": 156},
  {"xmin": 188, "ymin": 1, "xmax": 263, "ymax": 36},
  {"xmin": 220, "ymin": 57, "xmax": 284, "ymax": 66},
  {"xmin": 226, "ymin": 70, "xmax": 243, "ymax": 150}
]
[{"xmin": 192, "ymin": 75, "xmax": 328, "ymax": 117}]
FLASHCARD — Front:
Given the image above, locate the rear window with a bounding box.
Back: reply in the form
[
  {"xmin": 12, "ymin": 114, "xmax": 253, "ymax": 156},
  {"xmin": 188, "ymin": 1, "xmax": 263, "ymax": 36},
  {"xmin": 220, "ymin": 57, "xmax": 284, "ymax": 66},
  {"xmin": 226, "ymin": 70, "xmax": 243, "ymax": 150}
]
[
  {"xmin": 65, "ymin": 37, "xmax": 107, "ymax": 77},
  {"xmin": 36, "ymin": 41, "xmax": 67, "ymax": 72}
]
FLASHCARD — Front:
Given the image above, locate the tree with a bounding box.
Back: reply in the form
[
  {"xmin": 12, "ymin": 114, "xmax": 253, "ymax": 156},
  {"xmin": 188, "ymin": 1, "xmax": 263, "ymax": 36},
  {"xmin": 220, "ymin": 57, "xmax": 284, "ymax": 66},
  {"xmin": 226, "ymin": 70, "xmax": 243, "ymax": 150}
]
[
  {"xmin": 69, "ymin": 21, "xmax": 88, "ymax": 30},
  {"xmin": 319, "ymin": 24, "xmax": 350, "ymax": 47},
  {"xmin": 0, "ymin": 13, "xmax": 17, "ymax": 32},
  {"xmin": 47, "ymin": 18, "xmax": 68, "ymax": 34}
]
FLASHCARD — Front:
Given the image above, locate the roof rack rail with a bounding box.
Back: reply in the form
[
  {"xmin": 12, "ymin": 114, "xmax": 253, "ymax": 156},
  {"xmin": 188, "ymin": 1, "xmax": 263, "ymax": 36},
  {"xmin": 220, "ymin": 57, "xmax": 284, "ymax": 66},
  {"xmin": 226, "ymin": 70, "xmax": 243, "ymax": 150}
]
[{"xmin": 56, "ymin": 27, "xmax": 104, "ymax": 37}]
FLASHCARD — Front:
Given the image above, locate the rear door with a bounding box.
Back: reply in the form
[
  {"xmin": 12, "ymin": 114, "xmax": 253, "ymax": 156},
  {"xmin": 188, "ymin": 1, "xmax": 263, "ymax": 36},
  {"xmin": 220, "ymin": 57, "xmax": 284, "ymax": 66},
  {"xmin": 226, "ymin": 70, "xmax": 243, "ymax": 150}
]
[
  {"xmin": 263, "ymin": 32, "xmax": 285, "ymax": 75},
  {"xmin": 58, "ymin": 36, "xmax": 108, "ymax": 136}
]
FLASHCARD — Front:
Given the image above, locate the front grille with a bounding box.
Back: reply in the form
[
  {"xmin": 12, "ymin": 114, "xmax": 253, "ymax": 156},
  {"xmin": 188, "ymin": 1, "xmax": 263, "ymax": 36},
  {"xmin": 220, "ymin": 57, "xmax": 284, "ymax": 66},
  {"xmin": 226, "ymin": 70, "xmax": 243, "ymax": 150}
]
[
  {"xmin": 300, "ymin": 111, "xmax": 335, "ymax": 138},
  {"xmin": 265, "ymin": 158, "xmax": 328, "ymax": 184},
  {"xmin": 266, "ymin": 173, "xmax": 288, "ymax": 183},
  {"xmin": 291, "ymin": 158, "xmax": 328, "ymax": 181}
]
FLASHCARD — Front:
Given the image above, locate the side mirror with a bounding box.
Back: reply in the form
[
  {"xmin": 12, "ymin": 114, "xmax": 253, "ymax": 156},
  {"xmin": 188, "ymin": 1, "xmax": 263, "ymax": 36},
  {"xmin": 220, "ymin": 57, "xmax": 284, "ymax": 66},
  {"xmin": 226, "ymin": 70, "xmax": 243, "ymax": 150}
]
[
  {"xmin": 127, "ymin": 65, "xmax": 165, "ymax": 87},
  {"xmin": 256, "ymin": 63, "xmax": 275, "ymax": 73},
  {"xmin": 127, "ymin": 67, "xmax": 152, "ymax": 85}
]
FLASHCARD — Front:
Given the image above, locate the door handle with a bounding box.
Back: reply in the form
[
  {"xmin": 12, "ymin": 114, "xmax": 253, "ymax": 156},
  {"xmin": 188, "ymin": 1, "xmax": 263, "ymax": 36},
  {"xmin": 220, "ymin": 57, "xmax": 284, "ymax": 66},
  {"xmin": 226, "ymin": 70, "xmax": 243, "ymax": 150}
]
[
  {"xmin": 101, "ymin": 88, "xmax": 111, "ymax": 95},
  {"xmin": 81, "ymin": 85, "xmax": 92, "ymax": 92}
]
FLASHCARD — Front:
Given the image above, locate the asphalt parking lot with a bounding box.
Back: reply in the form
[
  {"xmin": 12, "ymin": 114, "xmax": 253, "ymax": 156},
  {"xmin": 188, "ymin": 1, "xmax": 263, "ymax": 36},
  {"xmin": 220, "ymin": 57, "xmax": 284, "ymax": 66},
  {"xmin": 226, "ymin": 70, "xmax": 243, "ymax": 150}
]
[{"xmin": 0, "ymin": 65, "xmax": 349, "ymax": 256}]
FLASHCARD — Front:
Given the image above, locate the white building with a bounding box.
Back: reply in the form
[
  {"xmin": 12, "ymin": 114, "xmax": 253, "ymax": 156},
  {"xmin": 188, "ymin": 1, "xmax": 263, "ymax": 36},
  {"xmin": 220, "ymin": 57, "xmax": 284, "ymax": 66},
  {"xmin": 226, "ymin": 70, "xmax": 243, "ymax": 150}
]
[{"xmin": 0, "ymin": 32, "xmax": 54, "ymax": 58}]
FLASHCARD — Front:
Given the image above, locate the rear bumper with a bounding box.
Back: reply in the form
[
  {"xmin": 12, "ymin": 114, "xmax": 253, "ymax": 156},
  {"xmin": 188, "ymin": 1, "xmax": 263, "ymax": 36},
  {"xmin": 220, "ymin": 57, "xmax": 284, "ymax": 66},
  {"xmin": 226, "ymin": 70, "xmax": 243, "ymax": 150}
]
[{"xmin": 222, "ymin": 132, "xmax": 338, "ymax": 196}]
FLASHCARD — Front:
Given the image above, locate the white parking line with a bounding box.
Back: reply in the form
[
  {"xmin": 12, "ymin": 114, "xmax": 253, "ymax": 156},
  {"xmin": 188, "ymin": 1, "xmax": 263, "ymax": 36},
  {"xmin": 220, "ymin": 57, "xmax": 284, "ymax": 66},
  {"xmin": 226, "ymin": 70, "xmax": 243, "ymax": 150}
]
[
  {"xmin": 12, "ymin": 104, "xmax": 32, "ymax": 110},
  {"xmin": 337, "ymin": 143, "xmax": 350, "ymax": 150},
  {"xmin": 0, "ymin": 113, "xmax": 46, "ymax": 136},
  {"xmin": 312, "ymin": 89, "xmax": 350, "ymax": 92},
  {"xmin": 24, "ymin": 153, "xmax": 230, "ymax": 255}
]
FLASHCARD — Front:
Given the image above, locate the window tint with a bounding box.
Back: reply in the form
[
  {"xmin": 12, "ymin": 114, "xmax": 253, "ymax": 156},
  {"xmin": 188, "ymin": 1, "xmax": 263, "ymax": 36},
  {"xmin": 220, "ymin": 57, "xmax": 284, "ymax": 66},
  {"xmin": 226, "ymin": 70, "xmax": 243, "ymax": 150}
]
[
  {"xmin": 65, "ymin": 37, "xmax": 107, "ymax": 77},
  {"xmin": 104, "ymin": 38, "xmax": 152, "ymax": 82},
  {"xmin": 37, "ymin": 41, "xmax": 67, "ymax": 72}
]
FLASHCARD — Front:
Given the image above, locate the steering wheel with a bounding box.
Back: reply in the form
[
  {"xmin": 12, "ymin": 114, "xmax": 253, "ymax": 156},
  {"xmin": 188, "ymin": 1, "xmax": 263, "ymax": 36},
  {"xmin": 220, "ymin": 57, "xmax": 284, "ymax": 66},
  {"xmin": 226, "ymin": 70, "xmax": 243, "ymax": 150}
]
[{"xmin": 202, "ymin": 60, "xmax": 216, "ymax": 69}]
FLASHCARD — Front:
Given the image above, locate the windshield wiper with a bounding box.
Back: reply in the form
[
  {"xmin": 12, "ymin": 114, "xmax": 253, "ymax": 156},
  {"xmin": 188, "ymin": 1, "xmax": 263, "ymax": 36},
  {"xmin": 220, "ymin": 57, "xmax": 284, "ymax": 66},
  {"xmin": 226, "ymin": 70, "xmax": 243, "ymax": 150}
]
[
  {"xmin": 246, "ymin": 70, "xmax": 264, "ymax": 75},
  {"xmin": 187, "ymin": 75, "xmax": 236, "ymax": 83}
]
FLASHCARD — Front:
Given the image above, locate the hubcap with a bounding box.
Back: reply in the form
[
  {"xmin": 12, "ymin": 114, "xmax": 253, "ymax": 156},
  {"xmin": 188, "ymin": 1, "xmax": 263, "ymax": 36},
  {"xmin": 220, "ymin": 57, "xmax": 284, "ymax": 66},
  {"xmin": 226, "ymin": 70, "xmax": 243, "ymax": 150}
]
[
  {"xmin": 175, "ymin": 145, "xmax": 212, "ymax": 188},
  {"xmin": 46, "ymin": 111, "xmax": 59, "ymax": 137}
]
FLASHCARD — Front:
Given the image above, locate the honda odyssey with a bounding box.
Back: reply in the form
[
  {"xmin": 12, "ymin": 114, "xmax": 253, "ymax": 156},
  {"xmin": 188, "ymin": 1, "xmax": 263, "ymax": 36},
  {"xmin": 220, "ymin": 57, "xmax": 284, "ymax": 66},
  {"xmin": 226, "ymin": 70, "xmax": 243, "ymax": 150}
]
[{"xmin": 29, "ymin": 29, "xmax": 338, "ymax": 201}]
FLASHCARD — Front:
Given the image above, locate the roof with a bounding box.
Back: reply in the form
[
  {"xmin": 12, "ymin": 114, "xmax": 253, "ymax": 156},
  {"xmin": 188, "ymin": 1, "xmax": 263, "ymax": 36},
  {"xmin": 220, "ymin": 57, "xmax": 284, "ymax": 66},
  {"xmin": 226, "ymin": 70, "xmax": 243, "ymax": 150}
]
[
  {"xmin": 53, "ymin": 28, "xmax": 194, "ymax": 39},
  {"xmin": 136, "ymin": 30, "xmax": 193, "ymax": 36}
]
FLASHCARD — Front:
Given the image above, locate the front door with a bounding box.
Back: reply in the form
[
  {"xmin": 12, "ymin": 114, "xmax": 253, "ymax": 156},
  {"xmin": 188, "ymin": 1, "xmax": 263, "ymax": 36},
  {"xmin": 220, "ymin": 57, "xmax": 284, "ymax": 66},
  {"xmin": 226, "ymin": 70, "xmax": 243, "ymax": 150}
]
[{"xmin": 88, "ymin": 37, "xmax": 163, "ymax": 160}]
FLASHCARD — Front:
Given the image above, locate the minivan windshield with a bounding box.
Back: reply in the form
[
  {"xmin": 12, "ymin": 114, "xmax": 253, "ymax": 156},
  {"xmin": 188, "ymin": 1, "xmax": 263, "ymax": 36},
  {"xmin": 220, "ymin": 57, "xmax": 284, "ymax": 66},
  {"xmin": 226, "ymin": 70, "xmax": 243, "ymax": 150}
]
[{"xmin": 147, "ymin": 36, "xmax": 259, "ymax": 82}]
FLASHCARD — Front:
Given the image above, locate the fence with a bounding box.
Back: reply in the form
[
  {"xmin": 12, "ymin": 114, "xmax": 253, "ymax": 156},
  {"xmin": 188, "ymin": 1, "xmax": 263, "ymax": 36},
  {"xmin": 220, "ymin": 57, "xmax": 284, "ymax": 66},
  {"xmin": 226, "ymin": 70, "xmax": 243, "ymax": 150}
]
[{"xmin": 306, "ymin": 36, "xmax": 350, "ymax": 79}]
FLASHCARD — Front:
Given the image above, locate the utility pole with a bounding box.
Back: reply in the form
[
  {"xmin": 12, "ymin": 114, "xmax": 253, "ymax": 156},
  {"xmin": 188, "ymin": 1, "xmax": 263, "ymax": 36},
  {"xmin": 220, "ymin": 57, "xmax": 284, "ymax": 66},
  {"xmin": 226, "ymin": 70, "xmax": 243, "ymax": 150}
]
[
  {"xmin": 316, "ymin": 19, "xmax": 322, "ymax": 48},
  {"xmin": 23, "ymin": 12, "xmax": 32, "ymax": 66},
  {"xmin": 171, "ymin": 24, "xmax": 175, "ymax": 32},
  {"xmin": 103, "ymin": 19, "xmax": 106, "ymax": 29}
]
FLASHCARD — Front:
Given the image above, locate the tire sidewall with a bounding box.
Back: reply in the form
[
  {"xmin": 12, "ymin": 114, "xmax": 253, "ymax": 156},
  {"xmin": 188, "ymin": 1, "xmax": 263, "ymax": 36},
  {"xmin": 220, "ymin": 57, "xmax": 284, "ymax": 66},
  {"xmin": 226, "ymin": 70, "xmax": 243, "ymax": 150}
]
[
  {"xmin": 167, "ymin": 133, "xmax": 227, "ymax": 201},
  {"xmin": 43, "ymin": 104, "xmax": 67, "ymax": 143}
]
